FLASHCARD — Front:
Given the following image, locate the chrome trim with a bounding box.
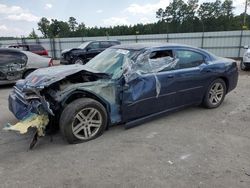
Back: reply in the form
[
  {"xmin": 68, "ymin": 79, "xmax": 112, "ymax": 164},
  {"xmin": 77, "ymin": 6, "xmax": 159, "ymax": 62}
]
[
  {"xmin": 179, "ymin": 86, "xmax": 203, "ymax": 92},
  {"xmin": 127, "ymin": 86, "xmax": 203, "ymax": 107},
  {"xmin": 127, "ymin": 91, "xmax": 176, "ymax": 107}
]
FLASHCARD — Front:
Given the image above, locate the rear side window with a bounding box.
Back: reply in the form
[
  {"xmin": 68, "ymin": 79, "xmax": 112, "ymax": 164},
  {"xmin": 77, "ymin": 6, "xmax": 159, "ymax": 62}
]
[
  {"xmin": 88, "ymin": 42, "xmax": 100, "ymax": 50},
  {"xmin": 0, "ymin": 52, "xmax": 27, "ymax": 65},
  {"xmin": 29, "ymin": 45, "xmax": 45, "ymax": 51},
  {"xmin": 100, "ymin": 42, "xmax": 112, "ymax": 48},
  {"xmin": 175, "ymin": 50, "xmax": 205, "ymax": 69},
  {"xmin": 110, "ymin": 41, "xmax": 120, "ymax": 46}
]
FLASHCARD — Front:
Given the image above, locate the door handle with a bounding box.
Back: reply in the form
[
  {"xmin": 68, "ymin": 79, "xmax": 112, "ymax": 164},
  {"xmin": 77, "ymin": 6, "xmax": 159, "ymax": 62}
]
[{"xmin": 167, "ymin": 75, "xmax": 174, "ymax": 78}]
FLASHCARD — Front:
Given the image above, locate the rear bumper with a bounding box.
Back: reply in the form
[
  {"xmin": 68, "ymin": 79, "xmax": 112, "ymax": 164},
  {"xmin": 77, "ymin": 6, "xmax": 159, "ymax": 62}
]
[{"xmin": 242, "ymin": 61, "xmax": 250, "ymax": 68}]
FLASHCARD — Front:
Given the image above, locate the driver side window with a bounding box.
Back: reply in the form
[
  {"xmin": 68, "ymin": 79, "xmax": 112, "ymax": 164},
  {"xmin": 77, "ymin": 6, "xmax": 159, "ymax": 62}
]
[{"xmin": 175, "ymin": 50, "xmax": 205, "ymax": 69}]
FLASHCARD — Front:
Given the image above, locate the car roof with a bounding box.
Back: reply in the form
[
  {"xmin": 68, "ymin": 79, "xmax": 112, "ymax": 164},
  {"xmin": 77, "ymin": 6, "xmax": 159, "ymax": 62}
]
[
  {"xmin": 9, "ymin": 44, "xmax": 42, "ymax": 46},
  {"xmin": 111, "ymin": 42, "xmax": 199, "ymax": 50},
  {"xmin": 0, "ymin": 48, "xmax": 23, "ymax": 53},
  {"xmin": 84, "ymin": 40, "xmax": 120, "ymax": 43}
]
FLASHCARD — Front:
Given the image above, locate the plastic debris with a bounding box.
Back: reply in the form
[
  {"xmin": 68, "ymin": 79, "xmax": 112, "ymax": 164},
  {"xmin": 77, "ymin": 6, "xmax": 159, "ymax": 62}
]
[{"xmin": 4, "ymin": 113, "xmax": 49, "ymax": 136}]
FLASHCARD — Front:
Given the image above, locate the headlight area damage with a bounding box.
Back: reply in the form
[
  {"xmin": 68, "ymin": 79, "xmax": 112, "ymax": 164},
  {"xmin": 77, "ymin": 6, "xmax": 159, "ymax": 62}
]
[{"xmin": 5, "ymin": 65, "xmax": 112, "ymax": 149}]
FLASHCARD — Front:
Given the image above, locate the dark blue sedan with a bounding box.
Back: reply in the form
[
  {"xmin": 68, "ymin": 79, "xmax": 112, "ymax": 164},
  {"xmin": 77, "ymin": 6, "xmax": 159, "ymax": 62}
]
[{"xmin": 8, "ymin": 43, "xmax": 238, "ymax": 144}]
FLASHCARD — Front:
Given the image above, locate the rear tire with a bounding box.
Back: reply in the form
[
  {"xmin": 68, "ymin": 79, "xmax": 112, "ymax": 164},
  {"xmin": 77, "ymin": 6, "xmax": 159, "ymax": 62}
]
[
  {"xmin": 60, "ymin": 98, "xmax": 107, "ymax": 144},
  {"xmin": 203, "ymin": 79, "xmax": 226, "ymax": 109}
]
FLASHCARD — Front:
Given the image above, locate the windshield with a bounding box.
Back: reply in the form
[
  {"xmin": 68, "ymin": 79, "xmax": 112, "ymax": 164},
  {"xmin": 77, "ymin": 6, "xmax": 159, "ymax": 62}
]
[
  {"xmin": 86, "ymin": 48, "xmax": 138, "ymax": 78},
  {"xmin": 78, "ymin": 42, "xmax": 90, "ymax": 49}
]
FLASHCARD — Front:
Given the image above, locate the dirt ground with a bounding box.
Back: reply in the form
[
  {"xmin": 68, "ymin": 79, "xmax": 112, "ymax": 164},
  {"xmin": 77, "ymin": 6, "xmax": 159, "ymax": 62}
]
[{"xmin": 0, "ymin": 69, "xmax": 249, "ymax": 188}]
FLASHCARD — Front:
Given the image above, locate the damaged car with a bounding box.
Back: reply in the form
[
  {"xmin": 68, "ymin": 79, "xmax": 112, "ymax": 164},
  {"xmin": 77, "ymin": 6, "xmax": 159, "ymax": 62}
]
[
  {"xmin": 60, "ymin": 40, "xmax": 120, "ymax": 65},
  {"xmin": 0, "ymin": 48, "xmax": 53, "ymax": 85},
  {"xmin": 7, "ymin": 43, "xmax": 238, "ymax": 144}
]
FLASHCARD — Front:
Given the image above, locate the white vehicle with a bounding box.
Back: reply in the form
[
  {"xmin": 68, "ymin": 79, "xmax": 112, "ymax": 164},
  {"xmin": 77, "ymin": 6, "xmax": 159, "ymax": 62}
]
[
  {"xmin": 241, "ymin": 46, "xmax": 250, "ymax": 71},
  {"xmin": 0, "ymin": 48, "xmax": 53, "ymax": 85}
]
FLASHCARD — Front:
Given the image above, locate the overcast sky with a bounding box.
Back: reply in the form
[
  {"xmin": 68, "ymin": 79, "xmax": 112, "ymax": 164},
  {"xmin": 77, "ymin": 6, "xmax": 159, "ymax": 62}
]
[{"xmin": 0, "ymin": 0, "xmax": 247, "ymax": 37}]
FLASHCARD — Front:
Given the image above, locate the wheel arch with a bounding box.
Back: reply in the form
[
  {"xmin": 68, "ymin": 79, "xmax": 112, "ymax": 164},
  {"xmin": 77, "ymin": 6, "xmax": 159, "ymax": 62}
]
[
  {"xmin": 60, "ymin": 90, "xmax": 111, "ymax": 123},
  {"xmin": 218, "ymin": 76, "xmax": 229, "ymax": 93},
  {"xmin": 22, "ymin": 68, "xmax": 36, "ymax": 78}
]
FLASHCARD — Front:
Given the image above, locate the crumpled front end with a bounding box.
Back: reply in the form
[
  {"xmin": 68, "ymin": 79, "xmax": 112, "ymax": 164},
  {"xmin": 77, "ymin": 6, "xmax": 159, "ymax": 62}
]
[{"xmin": 7, "ymin": 81, "xmax": 53, "ymax": 136}]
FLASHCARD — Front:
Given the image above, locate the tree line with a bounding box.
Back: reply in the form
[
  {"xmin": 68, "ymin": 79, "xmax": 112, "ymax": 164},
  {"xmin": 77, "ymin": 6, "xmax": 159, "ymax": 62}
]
[{"xmin": 29, "ymin": 0, "xmax": 249, "ymax": 38}]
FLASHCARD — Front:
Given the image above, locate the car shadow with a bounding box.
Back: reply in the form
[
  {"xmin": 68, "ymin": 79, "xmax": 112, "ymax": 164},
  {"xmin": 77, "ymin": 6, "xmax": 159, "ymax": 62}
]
[{"xmin": 0, "ymin": 83, "xmax": 15, "ymax": 89}]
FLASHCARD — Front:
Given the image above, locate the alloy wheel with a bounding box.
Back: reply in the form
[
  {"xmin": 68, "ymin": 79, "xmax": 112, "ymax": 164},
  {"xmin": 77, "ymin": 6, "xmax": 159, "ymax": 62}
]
[
  {"xmin": 208, "ymin": 82, "xmax": 224, "ymax": 106},
  {"xmin": 75, "ymin": 59, "xmax": 83, "ymax": 64},
  {"xmin": 72, "ymin": 108, "xmax": 102, "ymax": 140}
]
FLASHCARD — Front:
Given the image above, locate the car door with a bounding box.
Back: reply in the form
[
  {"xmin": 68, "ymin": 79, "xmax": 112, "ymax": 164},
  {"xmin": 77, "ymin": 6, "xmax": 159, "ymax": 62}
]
[
  {"xmin": 172, "ymin": 49, "xmax": 212, "ymax": 106},
  {"xmin": 121, "ymin": 49, "xmax": 178, "ymax": 122},
  {"xmin": 85, "ymin": 42, "xmax": 101, "ymax": 61}
]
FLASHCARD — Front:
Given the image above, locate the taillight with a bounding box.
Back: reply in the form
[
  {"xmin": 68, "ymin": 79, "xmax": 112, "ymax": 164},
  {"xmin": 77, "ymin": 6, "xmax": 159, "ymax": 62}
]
[
  {"xmin": 44, "ymin": 50, "xmax": 48, "ymax": 56},
  {"xmin": 49, "ymin": 59, "xmax": 53, "ymax": 66}
]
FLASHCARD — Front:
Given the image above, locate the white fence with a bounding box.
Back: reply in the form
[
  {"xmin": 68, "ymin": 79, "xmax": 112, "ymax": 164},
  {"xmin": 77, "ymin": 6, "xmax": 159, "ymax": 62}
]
[{"xmin": 0, "ymin": 30, "xmax": 249, "ymax": 59}]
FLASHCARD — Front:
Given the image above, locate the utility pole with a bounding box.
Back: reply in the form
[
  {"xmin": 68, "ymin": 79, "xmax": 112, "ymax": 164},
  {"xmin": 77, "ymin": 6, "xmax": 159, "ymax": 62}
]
[{"xmin": 243, "ymin": 0, "xmax": 248, "ymax": 29}]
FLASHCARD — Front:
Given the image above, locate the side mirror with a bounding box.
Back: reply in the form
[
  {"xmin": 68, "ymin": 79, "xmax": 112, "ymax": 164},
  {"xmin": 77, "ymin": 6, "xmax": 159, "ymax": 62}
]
[
  {"xmin": 86, "ymin": 47, "xmax": 91, "ymax": 51},
  {"xmin": 244, "ymin": 45, "xmax": 249, "ymax": 49}
]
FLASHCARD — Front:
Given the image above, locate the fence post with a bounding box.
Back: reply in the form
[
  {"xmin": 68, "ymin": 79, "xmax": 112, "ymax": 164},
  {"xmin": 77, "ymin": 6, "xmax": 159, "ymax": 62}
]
[
  {"xmin": 238, "ymin": 30, "xmax": 243, "ymax": 58},
  {"xmin": 36, "ymin": 37, "xmax": 40, "ymax": 44},
  {"xmin": 53, "ymin": 38, "xmax": 56, "ymax": 59},
  {"xmin": 21, "ymin": 37, "xmax": 26, "ymax": 45},
  {"xmin": 58, "ymin": 38, "xmax": 62, "ymax": 56},
  {"xmin": 49, "ymin": 38, "xmax": 56, "ymax": 59},
  {"xmin": 201, "ymin": 32, "xmax": 204, "ymax": 49}
]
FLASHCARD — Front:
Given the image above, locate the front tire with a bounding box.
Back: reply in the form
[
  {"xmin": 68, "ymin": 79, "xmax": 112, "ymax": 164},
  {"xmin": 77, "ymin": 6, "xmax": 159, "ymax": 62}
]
[
  {"xmin": 60, "ymin": 98, "xmax": 108, "ymax": 144},
  {"xmin": 203, "ymin": 79, "xmax": 226, "ymax": 109},
  {"xmin": 73, "ymin": 57, "xmax": 85, "ymax": 65}
]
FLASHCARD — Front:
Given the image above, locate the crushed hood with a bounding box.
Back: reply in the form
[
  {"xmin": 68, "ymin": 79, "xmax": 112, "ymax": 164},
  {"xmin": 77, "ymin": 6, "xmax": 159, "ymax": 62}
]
[
  {"xmin": 61, "ymin": 48, "xmax": 82, "ymax": 54},
  {"xmin": 20, "ymin": 64, "xmax": 108, "ymax": 89}
]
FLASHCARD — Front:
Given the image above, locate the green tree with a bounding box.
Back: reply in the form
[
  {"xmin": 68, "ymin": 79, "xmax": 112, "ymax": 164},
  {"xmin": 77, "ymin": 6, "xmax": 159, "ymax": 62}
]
[
  {"xmin": 68, "ymin": 17, "xmax": 78, "ymax": 32},
  {"xmin": 28, "ymin": 28, "xmax": 38, "ymax": 38},
  {"xmin": 37, "ymin": 17, "xmax": 50, "ymax": 38}
]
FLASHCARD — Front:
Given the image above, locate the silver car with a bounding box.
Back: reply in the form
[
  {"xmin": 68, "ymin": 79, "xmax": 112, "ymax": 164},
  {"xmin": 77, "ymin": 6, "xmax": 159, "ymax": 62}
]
[
  {"xmin": 241, "ymin": 45, "xmax": 250, "ymax": 71},
  {"xmin": 0, "ymin": 48, "xmax": 53, "ymax": 85}
]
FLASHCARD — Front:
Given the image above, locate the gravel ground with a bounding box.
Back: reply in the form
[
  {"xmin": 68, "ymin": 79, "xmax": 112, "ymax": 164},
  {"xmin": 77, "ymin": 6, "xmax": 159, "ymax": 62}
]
[{"xmin": 0, "ymin": 68, "xmax": 249, "ymax": 188}]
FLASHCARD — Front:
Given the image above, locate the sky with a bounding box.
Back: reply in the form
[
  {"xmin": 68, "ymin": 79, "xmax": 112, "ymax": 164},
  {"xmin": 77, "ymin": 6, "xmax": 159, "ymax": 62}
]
[{"xmin": 0, "ymin": 0, "xmax": 248, "ymax": 37}]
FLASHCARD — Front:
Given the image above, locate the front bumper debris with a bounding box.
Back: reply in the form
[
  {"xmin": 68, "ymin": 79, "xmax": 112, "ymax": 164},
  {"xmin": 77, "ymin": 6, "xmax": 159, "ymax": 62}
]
[
  {"xmin": 6, "ymin": 86, "xmax": 53, "ymax": 140},
  {"xmin": 4, "ymin": 113, "xmax": 49, "ymax": 136}
]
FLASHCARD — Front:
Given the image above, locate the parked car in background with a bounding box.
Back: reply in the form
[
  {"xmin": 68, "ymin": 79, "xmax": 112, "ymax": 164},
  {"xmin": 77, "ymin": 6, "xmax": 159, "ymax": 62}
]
[
  {"xmin": 60, "ymin": 40, "xmax": 120, "ymax": 65},
  {"xmin": 8, "ymin": 43, "xmax": 238, "ymax": 144},
  {"xmin": 0, "ymin": 48, "xmax": 53, "ymax": 85},
  {"xmin": 8, "ymin": 44, "xmax": 49, "ymax": 56},
  {"xmin": 241, "ymin": 45, "xmax": 250, "ymax": 71}
]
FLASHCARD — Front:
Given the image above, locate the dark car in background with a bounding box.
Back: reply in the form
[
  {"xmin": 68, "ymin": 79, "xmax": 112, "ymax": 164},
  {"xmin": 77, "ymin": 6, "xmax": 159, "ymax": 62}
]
[
  {"xmin": 8, "ymin": 43, "xmax": 238, "ymax": 144},
  {"xmin": 60, "ymin": 40, "xmax": 120, "ymax": 65},
  {"xmin": 8, "ymin": 44, "xmax": 49, "ymax": 56}
]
